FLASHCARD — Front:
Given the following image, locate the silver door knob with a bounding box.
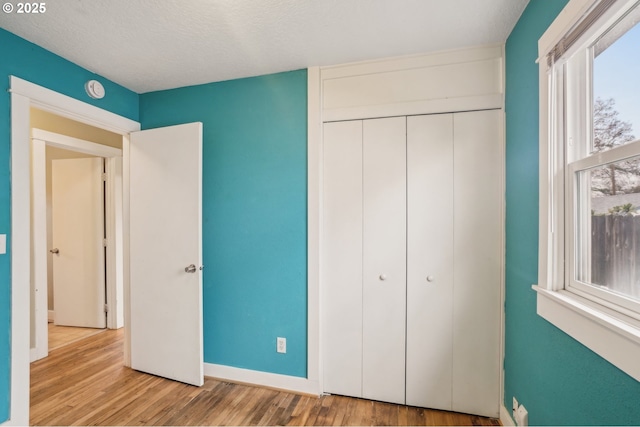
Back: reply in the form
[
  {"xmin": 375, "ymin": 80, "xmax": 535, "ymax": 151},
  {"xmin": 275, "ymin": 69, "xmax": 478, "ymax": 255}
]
[
  {"xmin": 426, "ymin": 275, "xmax": 434, "ymax": 282},
  {"xmin": 185, "ymin": 264, "xmax": 197, "ymax": 273},
  {"xmin": 379, "ymin": 274, "xmax": 387, "ymax": 281},
  {"xmin": 50, "ymin": 248, "xmax": 59, "ymax": 254}
]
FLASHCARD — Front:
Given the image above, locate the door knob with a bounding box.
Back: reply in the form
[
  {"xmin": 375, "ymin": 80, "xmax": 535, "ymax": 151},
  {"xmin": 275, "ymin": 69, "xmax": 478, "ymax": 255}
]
[
  {"xmin": 185, "ymin": 264, "xmax": 197, "ymax": 273},
  {"xmin": 379, "ymin": 274, "xmax": 387, "ymax": 281},
  {"xmin": 426, "ymin": 275, "xmax": 434, "ymax": 282},
  {"xmin": 50, "ymin": 248, "xmax": 59, "ymax": 254}
]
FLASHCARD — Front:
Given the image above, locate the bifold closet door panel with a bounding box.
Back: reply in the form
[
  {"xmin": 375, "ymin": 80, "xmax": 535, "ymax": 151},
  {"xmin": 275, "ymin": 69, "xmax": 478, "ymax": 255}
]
[
  {"xmin": 405, "ymin": 114, "xmax": 454, "ymax": 410},
  {"xmin": 452, "ymin": 110, "xmax": 502, "ymax": 418},
  {"xmin": 322, "ymin": 120, "xmax": 364, "ymax": 397},
  {"xmin": 362, "ymin": 116, "xmax": 407, "ymax": 405}
]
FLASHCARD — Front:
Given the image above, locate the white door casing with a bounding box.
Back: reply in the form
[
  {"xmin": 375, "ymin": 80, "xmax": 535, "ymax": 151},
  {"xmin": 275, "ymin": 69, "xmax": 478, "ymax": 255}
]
[
  {"xmin": 129, "ymin": 122, "xmax": 204, "ymax": 387},
  {"xmin": 51, "ymin": 157, "xmax": 106, "ymax": 329}
]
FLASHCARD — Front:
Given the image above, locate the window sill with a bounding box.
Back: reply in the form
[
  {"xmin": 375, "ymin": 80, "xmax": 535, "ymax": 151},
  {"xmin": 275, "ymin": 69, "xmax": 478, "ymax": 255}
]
[{"xmin": 533, "ymin": 285, "xmax": 640, "ymax": 381}]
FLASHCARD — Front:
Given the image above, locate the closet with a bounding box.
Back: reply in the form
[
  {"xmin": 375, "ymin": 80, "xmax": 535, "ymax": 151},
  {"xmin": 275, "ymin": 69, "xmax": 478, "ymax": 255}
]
[{"xmin": 322, "ymin": 110, "xmax": 502, "ymax": 418}]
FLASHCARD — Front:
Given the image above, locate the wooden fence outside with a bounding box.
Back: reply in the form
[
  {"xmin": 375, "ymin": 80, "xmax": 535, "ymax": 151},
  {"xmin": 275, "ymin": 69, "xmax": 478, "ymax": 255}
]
[{"xmin": 591, "ymin": 215, "xmax": 640, "ymax": 299}]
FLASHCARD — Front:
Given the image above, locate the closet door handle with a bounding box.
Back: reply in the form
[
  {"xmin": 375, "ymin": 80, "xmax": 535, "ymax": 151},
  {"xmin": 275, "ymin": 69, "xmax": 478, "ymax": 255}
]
[
  {"xmin": 379, "ymin": 274, "xmax": 387, "ymax": 281},
  {"xmin": 426, "ymin": 275, "xmax": 434, "ymax": 282},
  {"xmin": 50, "ymin": 248, "xmax": 59, "ymax": 254}
]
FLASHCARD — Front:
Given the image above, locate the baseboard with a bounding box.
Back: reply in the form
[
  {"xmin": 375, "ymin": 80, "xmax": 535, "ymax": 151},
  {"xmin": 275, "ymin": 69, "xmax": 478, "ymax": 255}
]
[
  {"xmin": 204, "ymin": 363, "xmax": 320, "ymax": 396},
  {"xmin": 500, "ymin": 404, "xmax": 515, "ymax": 426},
  {"xmin": 29, "ymin": 348, "xmax": 37, "ymax": 363},
  {"xmin": 48, "ymin": 310, "xmax": 54, "ymax": 322}
]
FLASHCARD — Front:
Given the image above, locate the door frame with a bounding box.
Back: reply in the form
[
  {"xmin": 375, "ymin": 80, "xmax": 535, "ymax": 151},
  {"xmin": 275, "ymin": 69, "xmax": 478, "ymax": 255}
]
[
  {"xmin": 30, "ymin": 129, "xmax": 123, "ymax": 362},
  {"xmin": 8, "ymin": 75, "xmax": 140, "ymax": 426}
]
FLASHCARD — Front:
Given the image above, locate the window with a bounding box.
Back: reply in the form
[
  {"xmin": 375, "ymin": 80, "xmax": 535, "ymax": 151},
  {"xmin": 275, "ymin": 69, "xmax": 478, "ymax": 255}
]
[
  {"xmin": 568, "ymin": 3, "xmax": 640, "ymax": 315},
  {"xmin": 536, "ymin": 0, "xmax": 640, "ymax": 382}
]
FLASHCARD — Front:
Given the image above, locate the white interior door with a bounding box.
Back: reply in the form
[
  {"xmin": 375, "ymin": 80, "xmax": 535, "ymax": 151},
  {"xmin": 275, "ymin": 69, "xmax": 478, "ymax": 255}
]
[
  {"xmin": 51, "ymin": 157, "xmax": 106, "ymax": 328},
  {"xmin": 362, "ymin": 117, "xmax": 406, "ymax": 405},
  {"xmin": 406, "ymin": 114, "xmax": 454, "ymax": 410},
  {"xmin": 452, "ymin": 110, "xmax": 502, "ymax": 417},
  {"xmin": 322, "ymin": 120, "xmax": 363, "ymax": 397},
  {"xmin": 129, "ymin": 122, "xmax": 203, "ymax": 386}
]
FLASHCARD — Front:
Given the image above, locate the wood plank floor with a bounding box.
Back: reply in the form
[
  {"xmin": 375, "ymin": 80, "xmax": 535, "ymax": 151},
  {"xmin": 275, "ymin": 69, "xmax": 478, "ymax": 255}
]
[
  {"xmin": 48, "ymin": 322, "xmax": 105, "ymax": 351},
  {"xmin": 31, "ymin": 329, "xmax": 501, "ymax": 426}
]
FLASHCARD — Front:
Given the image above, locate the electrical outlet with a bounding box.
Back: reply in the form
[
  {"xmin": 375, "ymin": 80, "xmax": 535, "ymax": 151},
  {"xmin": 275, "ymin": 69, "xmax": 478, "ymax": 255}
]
[{"xmin": 277, "ymin": 337, "xmax": 286, "ymax": 354}]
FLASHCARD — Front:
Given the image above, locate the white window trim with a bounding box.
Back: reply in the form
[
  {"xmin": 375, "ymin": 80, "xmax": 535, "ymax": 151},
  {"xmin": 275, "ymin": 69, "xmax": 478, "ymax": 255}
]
[{"xmin": 535, "ymin": 0, "xmax": 640, "ymax": 382}]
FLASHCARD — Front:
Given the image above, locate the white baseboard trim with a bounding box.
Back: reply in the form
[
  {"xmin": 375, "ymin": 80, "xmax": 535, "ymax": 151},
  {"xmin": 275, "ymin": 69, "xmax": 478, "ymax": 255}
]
[
  {"xmin": 48, "ymin": 310, "xmax": 54, "ymax": 322},
  {"xmin": 500, "ymin": 404, "xmax": 515, "ymax": 426},
  {"xmin": 29, "ymin": 348, "xmax": 37, "ymax": 363},
  {"xmin": 204, "ymin": 363, "xmax": 320, "ymax": 396}
]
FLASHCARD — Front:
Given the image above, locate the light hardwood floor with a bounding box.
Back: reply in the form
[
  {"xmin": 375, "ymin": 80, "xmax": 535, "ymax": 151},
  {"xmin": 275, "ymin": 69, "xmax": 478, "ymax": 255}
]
[
  {"xmin": 31, "ymin": 329, "xmax": 501, "ymax": 426},
  {"xmin": 48, "ymin": 322, "xmax": 105, "ymax": 351}
]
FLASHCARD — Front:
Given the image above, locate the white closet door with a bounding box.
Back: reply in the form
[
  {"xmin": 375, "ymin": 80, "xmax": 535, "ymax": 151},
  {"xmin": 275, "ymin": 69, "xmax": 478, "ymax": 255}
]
[
  {"xmin": 452, "ymin": 110, "xmax": 502, "ymax": 418},
  {"xmin": 362, "ymin": 117, "xmax": 406, "ymax": 404},
  {"xmin": 406, "ymin": 114, "xmax": 454, "ymax": 410},
  {"xmin": 322, "ymin": 121, "xmax": 364, "ymax": 397}
]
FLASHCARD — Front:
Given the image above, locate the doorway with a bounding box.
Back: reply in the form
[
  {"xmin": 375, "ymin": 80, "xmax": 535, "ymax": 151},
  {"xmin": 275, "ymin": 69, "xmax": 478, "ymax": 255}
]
[
  {"xmin": 11, "ymin": 76, "xmax": 204, "ymax": 425},
  {"xmin": 48, "ymin": 155, "xmax": 107, "ymax": 350},
  {"xmin": 10, "ymin": 76, "xmax": 141, "ymax": 424},
  {"xmin": 29, "ymin": 109, "xmax": 125, "ymax": 362},
  {"xmin": 49, "ymin": 156, "xmax": 106, "ymax": 331}
]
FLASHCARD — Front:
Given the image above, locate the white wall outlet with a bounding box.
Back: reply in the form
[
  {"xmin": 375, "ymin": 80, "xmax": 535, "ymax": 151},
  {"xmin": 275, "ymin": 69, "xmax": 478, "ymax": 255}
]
[
  {"xmin": 277, "ymin": 337, "xmax": 286, "ymax": 353},
  {"xmin": 0, "ymin": 234, "xmax": 5, "ymax": 255},
  {"xmin": 516, "ymin": 404, "xmax": 528, "ymax": 426}
]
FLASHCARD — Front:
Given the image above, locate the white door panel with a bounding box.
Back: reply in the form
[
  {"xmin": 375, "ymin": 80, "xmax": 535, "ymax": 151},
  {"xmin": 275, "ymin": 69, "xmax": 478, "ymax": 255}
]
[
  {"xmin": 362, "ymin": 117, "xmax": 406, "ymax": 405},
  {"xmin": 452, "ymin": 110, "xmax": 502, "ymax": 418},
  {"xmin": 406, "ymin": 114, "xmax": 454, "ymax": 410},
  {"xmin": 322, "ymin": 121, "xmax": 363, "ymax": 397},
  {"xmin": 52, "ymin": 157, "xmax": 106, "ymax": 329},
  {"xmin": 129, "ymin": 122, "xmax": 203, "ymax": 386}
]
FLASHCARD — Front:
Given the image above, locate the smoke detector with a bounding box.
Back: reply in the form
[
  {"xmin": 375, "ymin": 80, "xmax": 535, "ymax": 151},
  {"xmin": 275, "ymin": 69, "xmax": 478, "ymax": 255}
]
[{"xmin": 85, "ymin": 80, "xmax": 105, "ymax": 99}]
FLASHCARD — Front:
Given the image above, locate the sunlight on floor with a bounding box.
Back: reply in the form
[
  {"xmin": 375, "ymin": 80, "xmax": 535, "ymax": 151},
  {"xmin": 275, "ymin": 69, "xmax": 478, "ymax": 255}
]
[{"xmin": 48, "ymin": 323, "xmax": 105, "ymax": 351}]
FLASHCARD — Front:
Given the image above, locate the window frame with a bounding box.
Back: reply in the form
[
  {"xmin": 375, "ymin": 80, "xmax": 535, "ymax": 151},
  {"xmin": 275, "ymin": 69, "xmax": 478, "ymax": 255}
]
[
  {"xmin": 535, "ymin": 0, "xmax": 640, "ymax": 382},
  {"xmin": 567, "ymin": 140, "xmax": 640, "ymax": 318}
]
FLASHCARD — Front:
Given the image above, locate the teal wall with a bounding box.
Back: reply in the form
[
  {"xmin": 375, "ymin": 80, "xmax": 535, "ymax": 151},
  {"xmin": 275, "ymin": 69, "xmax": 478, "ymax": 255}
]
[
  {"xmin": 505, "ymin": 1, "xmax": 640, "ymax": 425},
  {"xmin": 8, "ymin": 1, "xmax": 640, "ymax": 422},
  {"xmin": 0, "ymin": 28, "xmax": 307, "ymax": 421},
  {"xmin": 0, "ymin": 28, "xmax": 139, "ymax": 422},
  {"xmin": 139, "ymin": 70, "xmax": 308, "ymax": 377}
]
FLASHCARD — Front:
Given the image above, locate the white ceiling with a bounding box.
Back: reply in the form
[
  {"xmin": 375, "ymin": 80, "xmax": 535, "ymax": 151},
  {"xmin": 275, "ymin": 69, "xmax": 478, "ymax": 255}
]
[{"xmin": 0, "ymin": 0, "xmax": 529, "ymax": 94}]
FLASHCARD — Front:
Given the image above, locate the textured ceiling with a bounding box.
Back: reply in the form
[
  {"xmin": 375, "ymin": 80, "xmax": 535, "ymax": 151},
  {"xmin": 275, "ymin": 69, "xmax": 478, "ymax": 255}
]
[{"xmin": 0, "ymin": 0, "xmax": 529, "ymax": 94}]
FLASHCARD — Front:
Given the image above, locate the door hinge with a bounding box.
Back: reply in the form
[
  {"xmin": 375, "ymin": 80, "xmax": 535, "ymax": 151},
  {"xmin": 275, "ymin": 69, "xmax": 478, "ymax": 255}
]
[
  {"xmin": 102, "ymin": 172, "xmax": 107, "ymax": 181},
  {"xmin": 104, "ymin": 304, "xmax": 109, "ymax": 313},
  {"xmin": 103, "ymin": 238, "xmax": 108, "ymax": 247}
]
